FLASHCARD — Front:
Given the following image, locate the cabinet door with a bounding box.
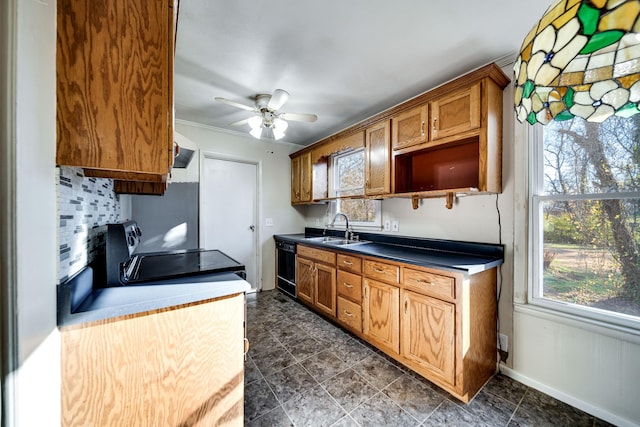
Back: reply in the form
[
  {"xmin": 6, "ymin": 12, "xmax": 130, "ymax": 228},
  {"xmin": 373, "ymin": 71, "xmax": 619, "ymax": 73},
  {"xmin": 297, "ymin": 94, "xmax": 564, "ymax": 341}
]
[
  {"xmin": 296, "ymin": 257, "xmax": 314, "ymax": 305},
  {"xmin": 363, "ymin": 278, "xmax": 399, "ymax": 354},
  {"xmin": 291, "ymin": 152, "xmax": 312, "ymax": 203},
  {"xmin": 401, "ymin": 290, "xmax": 455, "ymax": 385},
  {"xmin": 430, "ymin": 83, "xmax": 480, "ymax": 140},
  {"xmin": 291, "ymin": 155, "xmax": 301, "ymax": 203},
  {"xmin": 299, "ymin": 151, "xmax": 313, "ymax": 202},
  {"xmin": 365, "ymin": 120, "xmax": 391, "ymax": 196},
  {"xmin": 392, "ymin": 104, "xmax": 428, "ymax": 150},
  {"xmin": 314, "ymin": 263, "xmax": 337, "ymax": 317},
  {"xmin": 56, "ymin": 0, "xmax": 174, "ymax": 176}
]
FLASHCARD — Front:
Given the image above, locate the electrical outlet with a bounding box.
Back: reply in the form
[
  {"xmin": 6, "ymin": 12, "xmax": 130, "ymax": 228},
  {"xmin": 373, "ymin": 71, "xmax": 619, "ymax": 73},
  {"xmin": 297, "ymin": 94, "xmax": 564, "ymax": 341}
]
[
  {"xmin": 265, "ymin": 218, "xmax": 273, "ymax": 227},
  {"xmin": 391, "ymin": 220, "xmax": 399, "ymax": 232},
  {"xmin": 497, "ymin": 333, "xmax": 508, "ymax": 352},
  {"xmin": 384, "ymin": 220, "xmax": 391, "ymax": 231}
]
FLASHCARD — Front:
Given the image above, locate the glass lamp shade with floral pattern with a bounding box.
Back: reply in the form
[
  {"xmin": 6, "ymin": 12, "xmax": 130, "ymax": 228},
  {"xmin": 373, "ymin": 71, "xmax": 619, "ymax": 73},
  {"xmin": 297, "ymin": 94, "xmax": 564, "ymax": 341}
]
[{"xmin": 514, "ymin": 0, "xmax": 640, "ymax": 125}]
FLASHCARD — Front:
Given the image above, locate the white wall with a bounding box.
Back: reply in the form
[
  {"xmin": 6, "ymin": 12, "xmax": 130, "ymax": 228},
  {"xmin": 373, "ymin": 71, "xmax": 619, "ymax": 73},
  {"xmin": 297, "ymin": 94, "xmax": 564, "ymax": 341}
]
[
  {"xmin": 9, "ymin": 0, "xmax": 60, "ymax": 425},
  {"xmin": 175, "ymin": 120, "xmax": 306, "ymax": 291}
]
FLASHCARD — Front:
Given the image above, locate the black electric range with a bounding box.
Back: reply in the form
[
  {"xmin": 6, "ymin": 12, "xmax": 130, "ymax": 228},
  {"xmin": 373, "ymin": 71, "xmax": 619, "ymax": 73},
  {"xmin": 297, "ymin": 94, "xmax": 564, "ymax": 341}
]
[{"xmin": 103, "ymin": 221, "xmax": 245, "ymax": 286}]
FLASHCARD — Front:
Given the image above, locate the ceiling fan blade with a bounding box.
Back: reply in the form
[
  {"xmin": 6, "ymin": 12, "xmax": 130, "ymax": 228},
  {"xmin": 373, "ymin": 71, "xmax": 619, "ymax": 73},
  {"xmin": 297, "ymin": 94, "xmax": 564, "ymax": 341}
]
[
  {"xmin": 229, "ymin": 118, "xmax": 251, "ymax": 126},
  {"xmin": 215, "ymin": 97, "xmax": 256, "ymax": 112},
  {"xmin": 280, "ymin": 112, "xmax": 318, "ymax": 122},
  {"xmin": 267, "ymin": 89, "xmax": 289, "ymax": 111}
]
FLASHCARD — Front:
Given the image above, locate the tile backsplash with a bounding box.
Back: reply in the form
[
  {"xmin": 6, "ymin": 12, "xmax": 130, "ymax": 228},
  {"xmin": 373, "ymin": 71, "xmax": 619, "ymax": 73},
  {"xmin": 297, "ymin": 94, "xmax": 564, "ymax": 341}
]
[{"xmin": 57, "ymin": 167, "xmax": 122, "ymax": 283}]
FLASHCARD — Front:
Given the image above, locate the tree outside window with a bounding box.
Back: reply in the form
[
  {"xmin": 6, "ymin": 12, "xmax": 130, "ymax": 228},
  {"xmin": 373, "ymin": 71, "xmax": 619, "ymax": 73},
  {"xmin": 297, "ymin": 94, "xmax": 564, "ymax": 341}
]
[
  {"xmin": 331, "ymin": 150, "xmax": 381, "ymax": 227},
  {"xmin": 535, "ymin": 114, "xmax": 640, "ymax": 323}
]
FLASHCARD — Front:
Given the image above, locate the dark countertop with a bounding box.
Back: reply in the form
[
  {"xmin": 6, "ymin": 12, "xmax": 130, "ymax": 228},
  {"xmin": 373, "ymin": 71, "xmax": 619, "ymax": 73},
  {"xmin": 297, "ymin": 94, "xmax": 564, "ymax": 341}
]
[
  {"xmin": 275, "ymin": 228, "xmax": 503, "ymax": 275},
  {"xmin": 58, "ymin": 267, "xmax": 251, "ymax": 327}
]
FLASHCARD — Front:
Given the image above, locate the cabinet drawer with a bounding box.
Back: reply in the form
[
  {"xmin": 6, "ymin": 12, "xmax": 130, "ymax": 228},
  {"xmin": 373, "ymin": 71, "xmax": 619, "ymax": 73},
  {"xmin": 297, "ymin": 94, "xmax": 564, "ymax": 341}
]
[
  {"xmin": 403, "ymin": 268, "xmax": 455, "ymax": 300},
  {"xmin": 297, "ymin": 245, "xmax": 336, "ymax": 265},
  {"xmin": 337, "ymin": 297, "xmax": 362, "ymax": 332},
  {"xmin": 337, "ymin": 270, "xmax": 362, "ymax": 302},
  {"xmin": 337, "ymin": 254, "xmax": 362, "ymax": 273},
  {"xmin": 364, "ymin": 259, "xmax": 399, "ymax": 284}
]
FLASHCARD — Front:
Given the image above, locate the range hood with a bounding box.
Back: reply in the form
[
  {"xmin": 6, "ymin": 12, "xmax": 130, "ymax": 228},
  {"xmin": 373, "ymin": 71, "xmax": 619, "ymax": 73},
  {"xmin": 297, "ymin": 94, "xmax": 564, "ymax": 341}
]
[{"xmin": 173, "ymin": 144, "xmax": 195, "ymax": 168}]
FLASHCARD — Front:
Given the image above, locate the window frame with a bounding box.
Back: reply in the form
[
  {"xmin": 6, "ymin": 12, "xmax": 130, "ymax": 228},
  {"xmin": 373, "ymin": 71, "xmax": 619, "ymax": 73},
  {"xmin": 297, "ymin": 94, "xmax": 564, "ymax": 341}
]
[
  {"xmin": 529, "ymin": 124, "xmax": 640, "ymax": 333},
  {"xmin": 329, "ymin": 149, "xmax": 382, "ymax": 230}
]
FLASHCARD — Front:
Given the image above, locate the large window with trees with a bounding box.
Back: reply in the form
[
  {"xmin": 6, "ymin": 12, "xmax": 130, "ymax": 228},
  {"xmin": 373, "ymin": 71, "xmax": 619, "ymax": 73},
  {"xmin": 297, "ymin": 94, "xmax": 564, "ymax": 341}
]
[
  {"xmin": 532, "ymin": 115, "xmax": 640, "ymax": 329},
  {"xmin": 330, "ymin": 149, "xmax": 381, "ymax": 228}
]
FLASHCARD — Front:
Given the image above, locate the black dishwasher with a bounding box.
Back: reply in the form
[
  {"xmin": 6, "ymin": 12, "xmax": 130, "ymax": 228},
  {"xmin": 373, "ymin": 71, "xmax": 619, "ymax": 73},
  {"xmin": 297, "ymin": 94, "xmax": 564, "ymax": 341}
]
[{"xmin": 275, "ymin": 239, "xmax": 296, "ymax": 298}]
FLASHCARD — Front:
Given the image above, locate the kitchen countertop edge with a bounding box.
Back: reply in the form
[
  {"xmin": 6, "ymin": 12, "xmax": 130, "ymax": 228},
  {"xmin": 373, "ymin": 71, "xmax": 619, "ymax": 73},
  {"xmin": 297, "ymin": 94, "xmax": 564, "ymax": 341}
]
[
  {"xmin": 274, "ymin": 230, "xmax": 504, "ymax": 275},
  {"xmin": 58, "ymin": 269, "xmax": 251, "ymax": 328}
]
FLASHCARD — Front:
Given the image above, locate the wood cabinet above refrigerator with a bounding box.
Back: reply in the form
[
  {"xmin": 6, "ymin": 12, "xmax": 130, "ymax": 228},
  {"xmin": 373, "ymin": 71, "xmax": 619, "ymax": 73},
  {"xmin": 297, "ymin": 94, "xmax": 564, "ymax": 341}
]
[{"xmin": 56, "ymin": 0, "xmax": 177, "ymax": 188}]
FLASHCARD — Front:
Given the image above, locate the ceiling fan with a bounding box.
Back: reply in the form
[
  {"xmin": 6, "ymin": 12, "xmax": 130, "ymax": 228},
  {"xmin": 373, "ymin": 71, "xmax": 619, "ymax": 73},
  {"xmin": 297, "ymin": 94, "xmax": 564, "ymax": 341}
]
[{"xmin": 215, "ymin": 89, "xmax": 318, "ymax": 140}]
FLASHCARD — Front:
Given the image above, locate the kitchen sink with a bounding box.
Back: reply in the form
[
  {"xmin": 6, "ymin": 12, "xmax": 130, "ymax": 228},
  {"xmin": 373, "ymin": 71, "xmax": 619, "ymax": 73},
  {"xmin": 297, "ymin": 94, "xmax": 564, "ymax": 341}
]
[{"xmin": 304, "ymin": 236, "xmax": 369, "ymax": 246}]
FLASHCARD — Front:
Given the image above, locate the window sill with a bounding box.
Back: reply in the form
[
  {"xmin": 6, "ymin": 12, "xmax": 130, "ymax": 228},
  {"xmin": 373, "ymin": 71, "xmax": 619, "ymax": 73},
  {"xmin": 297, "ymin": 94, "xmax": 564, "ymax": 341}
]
[{"xmin": 514, "ymin": 302, "xmax": 640, "ymax": 345}]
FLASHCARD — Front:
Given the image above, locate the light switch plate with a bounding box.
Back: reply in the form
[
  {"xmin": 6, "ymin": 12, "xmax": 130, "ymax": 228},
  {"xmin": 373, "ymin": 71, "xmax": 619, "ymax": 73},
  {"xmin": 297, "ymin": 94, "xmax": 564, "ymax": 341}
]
[
  {"xmin": 384, "ymin": 220, "xmax": 391, "ymax": 231},
  {"xmin": 391, "ymin": 220, "xmax": 399, "ymax": 232}
]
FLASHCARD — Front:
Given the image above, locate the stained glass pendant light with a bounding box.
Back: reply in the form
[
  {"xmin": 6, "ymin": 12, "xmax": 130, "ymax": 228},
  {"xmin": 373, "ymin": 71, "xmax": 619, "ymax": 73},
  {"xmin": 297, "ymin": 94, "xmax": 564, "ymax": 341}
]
[{"xmin": 514, "ymin": 0, "xmax": 640, "ymax": 125}]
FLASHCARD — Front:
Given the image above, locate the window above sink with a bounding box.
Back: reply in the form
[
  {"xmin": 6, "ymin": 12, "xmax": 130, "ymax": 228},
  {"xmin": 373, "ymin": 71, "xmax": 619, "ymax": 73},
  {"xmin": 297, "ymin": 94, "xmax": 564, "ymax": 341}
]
[{"xmin": 330, "ymin": 149, "xmax": 382, "ymax": 230}]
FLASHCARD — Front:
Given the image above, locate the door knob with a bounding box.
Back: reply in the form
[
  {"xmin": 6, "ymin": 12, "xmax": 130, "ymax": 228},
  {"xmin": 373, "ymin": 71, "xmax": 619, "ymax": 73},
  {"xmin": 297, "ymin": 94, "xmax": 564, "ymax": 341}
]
[{"xmin": 249, "ymin": 225, "xmax": 255, "ymax": 231}]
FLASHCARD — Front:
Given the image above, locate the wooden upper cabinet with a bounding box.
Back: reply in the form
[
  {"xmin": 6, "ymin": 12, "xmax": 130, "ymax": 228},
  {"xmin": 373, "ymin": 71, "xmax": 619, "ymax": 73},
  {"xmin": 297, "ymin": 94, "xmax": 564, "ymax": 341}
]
[
  {"xmin": 365, "ymin": 120, "xmax": 391, "ymax": 196},
  {"xmin": 291, "ymin": 151, "xmax": 312, "ymax": 204},
  {"xmin": 391, "ymin": 104, "xmax": 428, "ymax": 150},
  {"xmin": 430, "ymin": 82, "xmax": 480, "ymax": 141},
  {"xmin": 56, "ymin": 0, "xmax": 175, "ymax": 178}
]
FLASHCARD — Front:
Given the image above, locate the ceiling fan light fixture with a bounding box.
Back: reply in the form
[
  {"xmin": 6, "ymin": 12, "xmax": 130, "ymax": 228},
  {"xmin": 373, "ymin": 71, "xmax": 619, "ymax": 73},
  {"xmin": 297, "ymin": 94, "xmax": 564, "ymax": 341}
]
[
  {"xmin": 273, "ymin": 117, "xmax": 288, "ymax": 131},
  {"xmin": 273, "ymin": 128, "xmax": 286, "ymax": 140},
  {"xmin": 249, "ymin": 127, "xmax": 263, "ymax": 139},
  {"xmin": 248, "ymin": 115, "xmax": 263, "ymax": 130}
]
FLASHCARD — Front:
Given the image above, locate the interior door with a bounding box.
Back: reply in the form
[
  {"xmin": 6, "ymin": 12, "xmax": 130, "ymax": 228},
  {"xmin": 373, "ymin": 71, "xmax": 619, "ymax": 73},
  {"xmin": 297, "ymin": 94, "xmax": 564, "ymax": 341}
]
[{"xmin": 200, "ymin": 154, "xmax": 259, "ymax": 290}]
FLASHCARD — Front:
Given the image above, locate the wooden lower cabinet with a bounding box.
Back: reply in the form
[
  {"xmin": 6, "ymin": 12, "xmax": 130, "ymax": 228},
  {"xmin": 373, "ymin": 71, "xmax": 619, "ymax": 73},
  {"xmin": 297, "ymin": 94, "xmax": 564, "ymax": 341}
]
[
  {"xmin": 296, "ymin": 245, "xmax": 337, "ymax": 317},
  {"xmin": 290, "ymin": 243, "xmax": 497, "ymax": 403},
  {"xmin": 315, "ymin": 263, "xmax": 337, "ymax": 317},
  {"xmin": 401, "ymin": 289, "xmax": 455, "ymax": 385},
  {"xmin": 363, "ymin": 278, "xmax": 400, "ymax": 354},
  {"xmin": 296, "ymin": 257, "xmax": 314, "ymax": 304},
  {"xmin": 337, "ymin": 296, "xmax": 362, "ymax": 332},
  {"xmin": 61, "ymin": 293, "xmax": 245, "ymax": 426}
]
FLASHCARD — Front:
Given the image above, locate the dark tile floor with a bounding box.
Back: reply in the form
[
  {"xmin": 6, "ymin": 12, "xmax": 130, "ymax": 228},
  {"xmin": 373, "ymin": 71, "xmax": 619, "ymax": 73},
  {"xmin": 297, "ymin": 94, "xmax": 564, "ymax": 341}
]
[{"xmin": 244, "ymin": 291, "xmax": 612, "ymax": 427}]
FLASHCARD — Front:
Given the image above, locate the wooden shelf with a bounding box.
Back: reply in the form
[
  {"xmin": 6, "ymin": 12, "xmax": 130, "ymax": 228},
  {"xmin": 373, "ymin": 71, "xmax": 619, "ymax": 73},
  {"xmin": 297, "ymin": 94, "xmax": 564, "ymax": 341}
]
[{"xmin": 394, "ymin": 137, "xmax": 481, "ymax": 193}]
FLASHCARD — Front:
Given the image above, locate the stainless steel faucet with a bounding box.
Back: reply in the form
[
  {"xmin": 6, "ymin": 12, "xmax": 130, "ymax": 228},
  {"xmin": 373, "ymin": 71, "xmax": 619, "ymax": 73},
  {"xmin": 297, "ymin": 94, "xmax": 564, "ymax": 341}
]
[{"xmin": 330, "ymin": 212, "xmax": 352, "ymax": 239}]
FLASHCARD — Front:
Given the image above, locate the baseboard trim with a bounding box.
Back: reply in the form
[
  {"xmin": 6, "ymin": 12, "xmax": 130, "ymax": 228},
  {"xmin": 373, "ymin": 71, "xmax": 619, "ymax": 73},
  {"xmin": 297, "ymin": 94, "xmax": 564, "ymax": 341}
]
[{"xmin": 499, "ymin": 365, "xmax": 637, "ymax": 427}]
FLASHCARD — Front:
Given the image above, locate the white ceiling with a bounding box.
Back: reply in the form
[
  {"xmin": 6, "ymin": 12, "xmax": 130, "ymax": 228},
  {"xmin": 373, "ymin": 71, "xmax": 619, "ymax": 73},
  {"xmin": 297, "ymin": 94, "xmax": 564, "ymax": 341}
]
[{"xmin": 174, "ymin": 0, "xmax": 552, "ymax": 146}]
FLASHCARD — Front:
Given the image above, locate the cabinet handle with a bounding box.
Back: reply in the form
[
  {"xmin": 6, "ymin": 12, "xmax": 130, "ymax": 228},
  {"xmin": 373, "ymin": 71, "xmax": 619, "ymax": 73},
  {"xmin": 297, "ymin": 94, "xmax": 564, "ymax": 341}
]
[
  {"xmin": 365, "ymin": 180, "xmax": 370, "ymax": 188},
  {"xmin": 432, "ymin": 117, "xmax": 437, "ymax": 132},
  {"xmin": 404, "ymin": 300, "xmax": 408, "ymax": 314},
  {"xmin": 343, "ymin": 309, "xmax": 354, "ymax": 318},
  {"xmin": 342, "ymin": 282, "xmax": 353, "ymax": 288},
  {"xmin": 343, "ymin": 260, "xmax": 353, "ymax": 266},
  {"xmin": 243, "ymin": 338, "xmax": 250, "ymax": 358},
  {"xmin": 374, "ymin": 267, "xmax": 385, "ymax": 274},
  {"xmin": 421, "ymin": 120, "xmax": 425, "ymax": 136},
  {"xmin": 416, "ymin": 278, "xmax": 435, "ymax": 286}
]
